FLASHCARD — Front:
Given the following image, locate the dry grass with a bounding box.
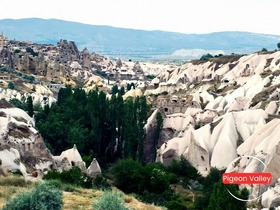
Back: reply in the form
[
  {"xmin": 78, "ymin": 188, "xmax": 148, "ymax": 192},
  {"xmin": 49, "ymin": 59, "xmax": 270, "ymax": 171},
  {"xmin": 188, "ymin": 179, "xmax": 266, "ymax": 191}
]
[
  {"xmin": 63, "ymin": 188, "xmax": 163, "ymax": 210},
  {"xmin": 63, "ymin": 189, "xmax": 102, "ymax": 210},
  {"xmin": 123, "ymin": 194, "xmax": 162, "ymax": 210},
  {"xmin": 0, "ymin": 174, "xmax": 34, "ymax": 209},
  {"xmin": 0, "ymin": 173, "xmax": 163, "ymax": 210}
]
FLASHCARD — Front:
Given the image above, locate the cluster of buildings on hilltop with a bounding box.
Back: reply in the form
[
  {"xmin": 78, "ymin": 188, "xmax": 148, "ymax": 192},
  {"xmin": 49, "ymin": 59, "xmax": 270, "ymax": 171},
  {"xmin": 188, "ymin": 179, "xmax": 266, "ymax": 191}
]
[{"xmin": 0, "ymin": 34, "xmax": 147, "ymax": 88}]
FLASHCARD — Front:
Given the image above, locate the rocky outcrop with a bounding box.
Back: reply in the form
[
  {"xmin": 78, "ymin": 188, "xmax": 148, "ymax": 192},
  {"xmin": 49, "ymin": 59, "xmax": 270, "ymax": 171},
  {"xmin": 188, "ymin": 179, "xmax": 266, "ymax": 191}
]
[
  {"xmin": 157, "ymin": 109, "xmax": 268, "ymax": 176},
  {"xmin": 262, "ymin": 179, "xmax": 280, "ymax": 209},
  {"xmin": 86, "ymin": 158, "xmax": 101, "ymax": 178},
  {"xmin": 0, "ymin": 105, "xmax": 55, "ymax": 177},
  {"xmin": 53, "ymin": 144, "xmax": 86, "ymax": 172},
  {"xmin": 143, "ymin": 108, "xmax": 162, "ymax": 163}
]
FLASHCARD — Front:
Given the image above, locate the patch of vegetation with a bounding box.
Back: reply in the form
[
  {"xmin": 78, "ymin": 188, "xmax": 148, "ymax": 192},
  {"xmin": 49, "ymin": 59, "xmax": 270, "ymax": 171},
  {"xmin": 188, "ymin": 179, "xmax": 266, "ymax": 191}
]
[
  {"xmin": 43, "ymin": 167, "xmax": 93, "ymax": 189},
  {"xmin": 36, "ymin": 87, "xmax": 150, "ymax": 165},
  {"xmin": 0, "ymin": 176, "xmax": 33, "ymax": 188},
  {"xmin": 14, "ymin": 49, "xmax": 21, "ymax": 54},
  {"xmin": 146, "ymin": 74, "xmax": 156, "ymax": 80},
  {"xmin": 167, "ymin": 156, "xmax": 200, "ymax": 181},
  {"xmin": 2, "ymin": 182, "xmax": 63, "ymax": 210},
  {"xmin": 250, "ymin": 84, "xmax": 280, "ymax": 107},
  {"xmin": 200, "ymin": 53, "xmax": 213, "ymax": 61},
  {"xmin": 217, "ymin": 83, "xmax": 240, "ymax": 96},
  {"xmin": 93, "ymin": 176, "xmax": 111, "ymax": 190},
  {"xmin": 264, "ymin": 58, "xmax": 274, "ymax": 70},
  {"xmin": 26, "ymin": 47, "xmax": 38, "ymax": 57},
  {"xmin": 110, "ymin": 158, "xmax": 198, "ymax": 208},
  {"xmin": 45, "ymin": 179, "xmax": 77, "ymax": 192},
  {"xmin": 194, "ymin": 124, "xmax": 201, "ymax": 130},
  {"xmin": 92, "ymin": 191, "xmax": 128, "ymax": 210},
  {"xmin": 0, "ymin": 66, "xmax": 36, "ymax": 83},
  {"xmin": 8, "ymin": 82, "xmax": 15, "ymax": 89}
]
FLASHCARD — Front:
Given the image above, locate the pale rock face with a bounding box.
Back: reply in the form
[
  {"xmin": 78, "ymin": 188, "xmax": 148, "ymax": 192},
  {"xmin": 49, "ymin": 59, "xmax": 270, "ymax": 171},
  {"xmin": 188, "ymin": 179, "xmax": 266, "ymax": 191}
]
[
  {"xmin": 0, "ymin": 87, "xmax": 55, "ymax": 108},
  {"xmin": 227, "ymin": 97, "xmax": 250, "ymax": 112},
  {"xmin": 87, "ymin": 158, "xmax": 102, "ymax": 178},
  {"xmin": 265, "ymin": 101, "xmax": 278, "ymax": 115},
  {"xmin": 156, "ymin": 133, "xmax": 192, "ymax": 166},
  {"xmin": 157, "ymin": 109, "xmax": 268, "ymax": 175},
  {"xmin": 205, "ymin": 96, "xmax": 224, "ymax": 110},
  {"xmin": 261, "ymin": 179, "xmax": 280, "ymax": 209},
  {"xmin": 163, "ymin": 113, "xmax": 194, "ymax": 132},
  {"xmin": 194, "ymin": 110, "xmax": 217, "ymax": 125},
  {"xmin": 83, "ymin": 75, "xmax": 103, "ymax": 90},
  {"xmin": 0, "ymin": 147, "xmax": 27, "ymax": 176},
  {"xmin": 0, "ymin": 107, "xmax": 35, "ymax": 126},
  {"xmin": 225, "ymin": 119, "xmax": 280, "ymax": 200},
  {"xmin": 184, "ymin": 133, "xmax": 210, "ymax": 176},
  {"xmin": 123, "ymin": 88, "xmax": 143, "ymax": 99},
  {"xmin": 54, "ymin": 144, "xmax": 86, "ymax": 172}
]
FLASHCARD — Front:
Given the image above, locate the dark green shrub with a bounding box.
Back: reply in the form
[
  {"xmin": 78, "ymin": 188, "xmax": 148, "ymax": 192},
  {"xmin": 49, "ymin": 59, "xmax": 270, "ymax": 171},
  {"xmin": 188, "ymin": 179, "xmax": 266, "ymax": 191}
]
[
  {"xmin": 92, "ymin": 191, "xmax": 128, "ymax": 210},
  {"xmin": 26, "ymin": 47, "xmax": 38, "ymax": 56},
  {"xmin": 139, "ymin": 188, "xmax": 178, "ymax": 206},
  {"xmin": 93, "ymin": 176, "xmax": 111, "ymax": 190},
  {"xmin": 30, "ymin": 182, "xmax": 63, "ymax": 210},
  {"xmin": 200, "ymin": 53, "xmax": 213, "ymax": 61},
  {"xmin": 165, "ymin": 200, "xmax": 188, "ymax": 210},
  {"xmin": 45, "ymin": 179, "xmax": 63, "ymax": 189},
  {"xmin": 9, "ymin": 98, "xmax": 27, "ymax": 110},
  {"xmin": 145, "ymin": 162, "xmax": 175, "ymax": 193},
  {"xmin": 146, "ymin": 75, "xmax": 156, "ymax": 80},
  {"xmin": 3, "ymin": 182, "xmax": 63, "ymax": 210},
  {"xmin": 8, "ymin": 82, "xmax": 15, "ymax": 89},
  {"xmin": 14, "ymin": 49, "xmax": 21, "ymax": 53},
  {"xmin": 45, "ymin": 179, "xmax": 76, "ymax": 192},
  {"xmin": 168, "ymin": 156, "xmax": 200, "ymax": 180},
  {"xmin": 111, "ymin": 159, "xmax": 146, "ymax": 194},
  {"xmin": 3, "ymin": 192, "xmax": 32, "ymax": 210},
  {"xmin": 190, "ymin": 181, "xmax": 203, "ymax": 191},
  {"xmin": 194, "ymin": 168, "xmax": 225, "ymax": 210},
  {"xmin": 44, "ymin": 167, "xmax": 93, "ymax": 188},
  {"xmin": 111, "ymin": 159, "xmax": 177, "ymax": 205}
]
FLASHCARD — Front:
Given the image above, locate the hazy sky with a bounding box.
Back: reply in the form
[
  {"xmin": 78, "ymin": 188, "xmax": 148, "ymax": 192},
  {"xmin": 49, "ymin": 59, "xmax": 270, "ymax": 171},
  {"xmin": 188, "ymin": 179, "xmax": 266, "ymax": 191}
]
[{"xmin": 1, "ymin": 0, "xmax": 280, "ymax": 35}]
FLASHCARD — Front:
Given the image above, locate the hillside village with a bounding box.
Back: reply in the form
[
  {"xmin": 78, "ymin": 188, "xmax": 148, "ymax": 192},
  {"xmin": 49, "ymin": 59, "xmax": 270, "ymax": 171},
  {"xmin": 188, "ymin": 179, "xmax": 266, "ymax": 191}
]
[{"xmin": 1, "ymin": 34, "xmax": 280, "ymax": 209}]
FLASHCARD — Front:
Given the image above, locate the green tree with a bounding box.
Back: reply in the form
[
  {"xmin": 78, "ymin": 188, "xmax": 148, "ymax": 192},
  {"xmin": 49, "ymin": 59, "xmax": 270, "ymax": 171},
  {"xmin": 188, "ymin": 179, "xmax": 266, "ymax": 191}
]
[
  {"xmin": 27, "ymin": 96, "xmax": 34, "ymax": 117},
  {"xmin": 207, "ymin": 181, "xmax": 248, "ymax": 210},
  {"xmin": 154, "ymin": 112, "xmax": 163, "ymax": 159},
  {"xmin": 111, "ymin": 85, "xmax": 119, "ymax": 95},
  {"xmin": 35, "ymin": 87, "xmax": 150, "ymax": 165},
  {"xmin": 112, "ymin": 158, "xmax": 146, "ymax": 194},
  {"xmin": 9, "ymin": 98, "xmax": 27, "ymax": 110},
  {"xmin": 200, "ymin": 53, "xmax": 213, "ymax": 61},
  {"xmin": 8, "ymin": 82, "xmax": 15, "ymax": 89},
  {"xmin": 126, "ymin": 83, "xmax": 131, "ymax": 91},
  {"xmin": 195, "ymin": 167, "xmax": 224, "ymax": 210},
  {"xmin": 119, "ymin": 86, "xmax": 125, "ymax": 96}
]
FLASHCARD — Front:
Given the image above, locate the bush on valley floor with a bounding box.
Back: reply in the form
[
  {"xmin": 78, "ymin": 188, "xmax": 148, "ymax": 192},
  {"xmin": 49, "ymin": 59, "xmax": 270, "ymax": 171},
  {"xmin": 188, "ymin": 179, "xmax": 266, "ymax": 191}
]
[
  {"xmin": 3, "ymin": 182, "xmax": 63, "ymax": 210},
  {"xmin": 92, "ymin": 190, "xmax": 128, "ymax": 210}
]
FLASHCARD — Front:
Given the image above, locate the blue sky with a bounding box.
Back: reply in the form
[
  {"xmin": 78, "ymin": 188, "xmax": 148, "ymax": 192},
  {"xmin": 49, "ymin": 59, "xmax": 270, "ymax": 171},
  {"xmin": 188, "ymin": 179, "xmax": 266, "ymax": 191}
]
[{"xmin": 1, "ymin": 0, "xmax": 280, "ymax": 35}]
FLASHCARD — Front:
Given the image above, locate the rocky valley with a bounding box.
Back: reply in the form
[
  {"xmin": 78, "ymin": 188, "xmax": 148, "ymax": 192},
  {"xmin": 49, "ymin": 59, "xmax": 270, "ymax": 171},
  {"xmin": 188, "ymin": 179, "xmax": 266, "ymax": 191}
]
[{"xmin": 1, "ymin": 32, "xmax": 280, "ymax": 209}]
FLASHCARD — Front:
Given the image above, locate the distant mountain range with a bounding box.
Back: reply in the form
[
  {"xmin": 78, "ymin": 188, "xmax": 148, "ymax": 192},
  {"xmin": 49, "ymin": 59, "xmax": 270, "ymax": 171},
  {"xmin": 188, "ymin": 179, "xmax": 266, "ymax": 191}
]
[{"xmin": 0, "ymin": 18, "xmax": 280, "ymax": 60}]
